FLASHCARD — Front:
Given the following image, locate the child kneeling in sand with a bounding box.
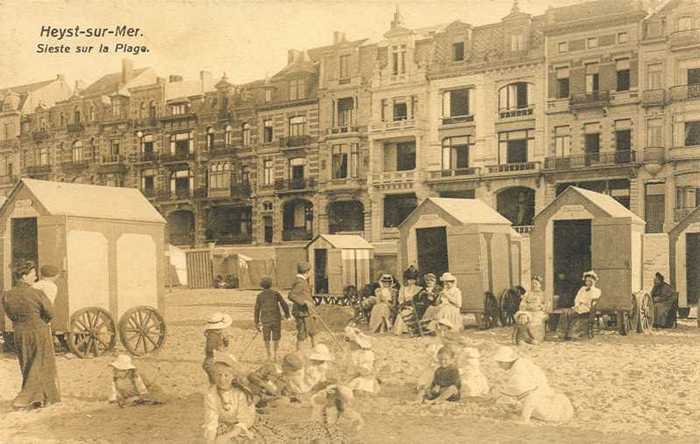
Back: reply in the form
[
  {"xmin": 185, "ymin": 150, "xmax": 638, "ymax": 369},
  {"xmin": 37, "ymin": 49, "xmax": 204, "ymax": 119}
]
[
  {"xmin": 108, "ymin": 355, "xmax": 162, "ymax": 407},
  {"xmin": 423, "ymin": 347, "xmax": 461, "ymax": 403}
]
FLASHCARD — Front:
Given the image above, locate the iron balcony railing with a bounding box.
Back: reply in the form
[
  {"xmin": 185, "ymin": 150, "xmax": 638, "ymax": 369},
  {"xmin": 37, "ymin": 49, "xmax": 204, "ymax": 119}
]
[
  {"xmin": 132, "ymin": 151, "xmax": 158, "ymax": 162},
  {"xmin": 430, "ymin": 167, "xmax": 480, "ymax": 179},
  {"xmin": 168, "ymin": 233, "xmax": 195, "ymax": 246},
  {"xmin": 544, "ymin": 150, "xmax": 637, "ymax": 170},
  {"xmin": 282, "ymin": 228, "xmax": 313, "ymax": 241},
  {"xmin": 641, "ymin": 89, "xmax": 666, "ymax": 107},
  {"xmin": 66, "ymin": 122, "xmax": 84, "ymax": 133},
  {"xmin": 498, "ymin": 106, "xmax": 534, "ymax": 120},
  {"xmin": 159, "ymin": 151, "xmax": 194, "ymax": 162},
  {"xmin": 514, "ymin": 225, "xmax": 534, "ymax": 234},
  {"xmin": 569, "ymin": 91, "xmax": 611, "ymax": 109},
  {"xmin": 279, "ymin": 135, "xmax": 314, "ymax": 148},
  {"xmin": 484, "ymin": 161, "xmax": 540, "ymax": 174},
  {"xmin": 24, "ymin": 164, "xmax": 52, "ymax": 174},
  {"xmin": 274, "ymin": 177, "xmax": 317, "ymax": 191},
  {"xmin": 441, "ymin": 114, "xmax": 475, "ymax": 125},
  {"xmin": 669, "ymin": 84, "xmax": 700, "ymax": 102},
  {"xmin": 32, "ymin": 129, "xmax": 50, "ymax": 141},
  {"xmin": 669, "ymin": 28, "xmax": 700, "ymax": 48}
]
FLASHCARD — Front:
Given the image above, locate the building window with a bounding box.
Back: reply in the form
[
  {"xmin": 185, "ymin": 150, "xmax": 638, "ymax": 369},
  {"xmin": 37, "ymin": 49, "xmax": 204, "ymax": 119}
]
[
  {"xmin": 262, "ymin": 201, "xmax": 273, "ymax": 212},
  {"xmin": 498, "ymin": 129, "xmax": 533, "ymax": 164},
  {"xmin": 616, "ymin": 59, "xmax": 630, "ymax": 92},
  {"xmin": 289, "ymin": 116, "xmax": 306, "ymax": 137},
  {"xmin": 441, "ymin": 88, "xmax": 471, "ymax": 118},
  {"xmin": 617, "ymin": 32, "xmax": 628, "ymax": 44},
  {"xmin": 148, "ymin": 100, "xmax": 156, "ymax": 118},
  {"xmin": 209, "ymin": 162, "xmax": 231, "ymax": 190},
  {"xmin": 72, "ymin": 141, "xmax": 83, "ymax": 162},
  {"xmin": 74, "ymin": 107, "xmax": 81, "ymax": 124},
  {"xmin": 396, "ymin": 141, "xmax": 416, "ymax": 171},
  {"xmin": 263, "ymin": 159, "xmax": 274, "ymax": 186},
  {"xmin": 498, "ymin": 82, "xmax": 533, "ymax": 111},
  {"xmin": 391, "ymin": 45, "xmax": 406, "ymax": 75},
  {"xmin": 678, "ymin": 16, "xmax": 693, "ymax": 32},
  {"xmin": 615, "ymin": 120, "xmax": 632, "ymax": 156},
  {"xmin": 206, "ymin": 127, "xmax": 214, "ymax": 150},
  {"xmin": 88, "ymin": 106, "xmax": 95, "ymax": 121},
  {"xmin": 676, "ymin": 186, "xmax": 700, "ymax": 209},
  {"xmin": 585, "ymin": 63, "xmax": 599, "ymax": 94},
  {"xmin": 39, "ymin": 147, "xmax": 50, "ymax": 166},
  {"xmin": 584, "ymin": 123, "xmax": 600, "ymax": 162},
  {"xmin": 452, "ymin": 41, "xmax": 464, "ymax": 61},
  {"xmin": 141, "ymin": 172, "xmax": 155, "ymax": 196},
  {"xmin": 242, "ymin": 123, "xmax": 251, "ymax": 146},
  {"xmin": 336, "ymin": 97, "xmax": 355, "ymax": 128},
  {"xmin": 686, "ymin": 121, "xmax": 700, "ymax": 146},
  {"xmin": 393, "ymin": 100, "xmax": 408, "ymax": 121},
  {"xmin": 441, "ymin": 136, "xmax": 471, "ymax": 172},
  {"xmin": 587, "ymin": 37, "xmax": 598, "ymax": 48},
  {"xmin": 383, "ymin": 193, "xmax": 417, "ymax": 228},
  {"xmin": 339, "ymin": 54, "xmax": 350, "ymax": 81},
  {"xmin": 556, "ymin": 67, "xmax": 570, "ymax": 98},
  {"xmin": 647, "ymin": 119, "xmax": 663, "ymax": 147},
  {"xmin": 169, "ymin": 131, "xmax": 193, "ymax": 155},
  {"xmin": 110, "ymin": 139, "xmax": 121, "ymax": 158},
  {"xmin": 558, "ymin": 41, "xmax": 568, "ymax": 53},
  {"xmin": 170, "ymin": 169, "xmax": 193, "ymax": 197},
  {"xmin": 350, "ymin": 143, "xmax": 359, "ymax": 178},
  {"xmin": 264, "ymin": 89, "xmax": 272, "ymax": 103},
  {"xmin": 647, "ymin": 63, "xmax": 663, "ymax": 89},
  {"xmin": 224, "ymin": 125, "xmax": 233, "ymax": 145},
  {"xmin": 510, "ymin": 34, "xmax": 525, "ymax": 52},
  {"xmin": 289, "ymin": 158, "xmax": 306, "ymax": 186},
  {"xmin": 688, "ymin": 68, "xmax": 700, "ymax": 86},
  {"xmin": 554, "ymin": 126, "xmax": 571, "ymax": 158},
  {"xmin": 170, "ymin": 103, "xmax": 188, "ymax": 115},
  {"xmin": 59, "ymin": 113, "xmax": 65, "ymax": 127},
  {"xmin": 263, "ymin": 119, "xmax": 273, "ymax": 143},
  {"xmin": 289, "ymin": 79, "xmax": 305, "ymax": 100},
  {"xmin": 332, "ymin": 144, "xmax": 348, "ymax": 179}
]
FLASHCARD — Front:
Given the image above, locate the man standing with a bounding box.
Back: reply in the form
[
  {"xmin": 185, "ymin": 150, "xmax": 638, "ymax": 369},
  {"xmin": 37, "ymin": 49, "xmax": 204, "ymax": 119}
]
[{"xmin": 289, "ymin": 262, "xmax": 318, "ymax": 351}]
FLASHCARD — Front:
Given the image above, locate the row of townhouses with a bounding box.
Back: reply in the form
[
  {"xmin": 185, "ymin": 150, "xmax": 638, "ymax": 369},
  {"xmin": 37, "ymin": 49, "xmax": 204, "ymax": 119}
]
[{"xmin": 0, "ymin": 0, "xmax": 698, "ymax": 264}]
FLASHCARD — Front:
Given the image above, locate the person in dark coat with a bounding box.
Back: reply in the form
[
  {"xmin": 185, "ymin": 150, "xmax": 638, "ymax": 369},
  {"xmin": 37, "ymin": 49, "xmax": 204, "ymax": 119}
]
[
  {"xmin": 652, "ymin": 272, "xmax": 676, "ymax": 328},
  {"xmin": 289, "ymin": 262, "xmax": 319, "ymax": 351},
  {"xmin": 254, "ymin": 276, "xmax": 290, "ymax": 361},
  {"xmin": 2, "ymin": 260, "xmax": 61, "ymax": 409}
]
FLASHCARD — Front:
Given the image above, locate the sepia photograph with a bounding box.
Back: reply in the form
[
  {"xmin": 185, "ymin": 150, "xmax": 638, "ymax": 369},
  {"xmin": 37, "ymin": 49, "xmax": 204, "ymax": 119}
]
[{"xmin": 0, "ymin": 0, "xmax": 699, "ymax": 442}]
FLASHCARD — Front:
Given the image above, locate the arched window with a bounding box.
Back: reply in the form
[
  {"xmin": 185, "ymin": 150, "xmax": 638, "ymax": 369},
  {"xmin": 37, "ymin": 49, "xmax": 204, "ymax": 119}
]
[
  {"xmin": 88, "ymin": 106, "xmax": 95, "ymax": 121},
  {"xmin": 206, "ymin": 127, "xmax": 215, "ymax": 150},
  {"xmin": 498, "ymin": 82, "xmax": 533, "ymax": 112},
  {"xmin": 224, "ymin": 124, "xmax": 233, "ymax": 145},
  {"xmin": 242, "ymin": 123, "xmax": 251, "ymax": 146},
  {"xmin": 73, "ymin": 107, "xmax": 81, "ymax": 124},
  {"xmin": 148, "ymin": 100, "xmax": 156, "ymax": 119},
  {"xmin": 72, "ymin": 141, "xmax": 83, "ymax": 162},
  {"xmin": 209, "ymin": 162, "xmax": 231, "ymax": 190}
]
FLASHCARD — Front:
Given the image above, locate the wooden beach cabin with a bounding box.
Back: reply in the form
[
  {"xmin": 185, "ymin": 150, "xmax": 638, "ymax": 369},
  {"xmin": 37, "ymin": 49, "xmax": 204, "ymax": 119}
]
[
  {"xmin": 306, "ymin": 234, "xmax": 374, "ymax": 295},
  {"xmin": 398, "ymin": 198, "xmax": 524, "ymax": 313},
  {"xmin": 669, "ymin": 207, "xmax": 700, "ymax": 317},
  {"xmin": 0, "ymin": 179, "xmax": 167, "ymax": 358}
]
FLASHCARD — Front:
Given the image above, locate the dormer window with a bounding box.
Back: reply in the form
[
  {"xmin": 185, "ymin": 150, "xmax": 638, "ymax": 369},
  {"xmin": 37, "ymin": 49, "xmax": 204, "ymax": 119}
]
[
  {"xmin": 339, "ymin": 54, "xmax": 350, "ymax": 82},
  {"xmin": 289, "ymin": 79, "xmax": 305, "ymax": 100},
  {"xmin": 170, "ymin": 103, "xmax": 188, "ymax": 115},
  {"xmin": 452, "ymin": 42, "xmax": 465, "ymax": 62},
  {"xmin": 391, "ymin": 45, "xmax": 406, "ymax": 75},
  {"xmin": 510, "ymin": 34, "xmax": 525, "ymax": 52},
  {"xmin": 265, "ymin": 89, "xmax": 272, "ymax": 103}
]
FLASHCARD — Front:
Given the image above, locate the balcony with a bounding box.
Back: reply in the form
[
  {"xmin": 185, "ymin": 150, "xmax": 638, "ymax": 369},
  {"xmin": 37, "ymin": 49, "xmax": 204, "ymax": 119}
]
[
  {"xmin": 132, "ymin": 117, "xmax": 159, "ymax": 129},
  {"xmin": 32, "ymin": 129, "xmax": 49, "ymax": 141},
  {"xmin": 674, "ymin": 207, "xmax": 697, "ymax": 223},
  {"xmin": 24, "ymin": 164, "xmax": 52, "ymax": 175},
  {"xmin": 205, "ymin": 183, "xmax": 252, "ymax": 200},
  {"xmin": 370, "ymin": 170, "xmax": 417, "ymax": 187},
  {"xmin": 274, "ymin": 177, "xmax": 317, "ymax": 193},
  {"xmin": 131, "ymin": 151, "xmax": 159, "ymax": 163},
  {"xmin": 641, "ymin": 89, "xmax": 666, "ymax": 107},
  {"xmin": 669, "ymin": 145, "xmax": 700, "ymax": 161},
  {"xmin": 61, "ymin": 159, "xmax": 91, "ymax": 173},
  {"xmin": 643, "ymin": 147, "xmax": 666, "ymax": 164},
  {"xmin": 370, "ymin": 119, "xmax": 416, "ymax": 133},
  {"xmin": 669, "ymin": 29, "xmax": 700, "ymax": 49},
  {"xmin": 279, "ymin": 135, "xmax": 315, "ymax": 149},
  {"xmin": 282, "ymin": 228, "xmax": 313, "ymax": 242},
  {"xmin": 157, "ymin": 189, "xmax": 193, "ymax": 201},
  {"xmin": 546, "ymin": 98, "xmax": 570, "ymax": 114},
  {"xmin": 326, "ymin": 126, "xmax": 366, "ymax": 137},
  {"xmin": 498, "ymin": 106, "xmax": 534, "ymax": 121},
  {"xmin": 159, "ymin": 151, "xmax": 194, "ymax": 163},
  {"xmin": 514, "ymin": 225, "xmax": 534, "ymax": 235},
  {"xmin": 324, "ymin": 177, "xmax": 367, "ymax": 191},
  {"xmin": 669, "ymin": 84, "xmax": 700, "ymax": 103},
  {"xmin": 207, "ymin": 232, "xmax": 252, "ymax": 245},
  {"xmin": 66, "ymin": 122, "xmax": 84, "ymax": 133},
  {"xmin": 484, "ymin": 162, "xmax": 540, "ymax": 176},
  {"xmin": 441, "ymin": 115, "xmax": 475, "ymax": 126},
  {"xmin": 98, "ymin": 154, "xmax": 127, "ymax": 173},
  {"xmin": 544, "ymin": 150, "xmax": 637, "ymax": 170},
  {"xmin": 569, "ymin": 91, "xmax": 611, "ymax": 111},
  {"xmin": 427, "ymin": 167, "xmax": 480, "ymax": 182},
  {"xmin": 168, "ymin": 233, "xmax": 194, "ymax": 246}
]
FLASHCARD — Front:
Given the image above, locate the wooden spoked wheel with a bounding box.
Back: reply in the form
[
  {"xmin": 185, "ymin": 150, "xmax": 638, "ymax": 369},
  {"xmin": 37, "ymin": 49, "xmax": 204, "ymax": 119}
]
[
  {"xmin": 118, "ymin": 306, "xmax": 166, "ymax": 356},
  {"xmin": 638, "ymin": 292, "xmax": 654, "ymax": 334},
  {"xmin": 498, "ymin": 289, "xmax": 510, "ymax": 327},
  {"xmin": 66, "ymin": 307, "xmax": 117, "ymax": 358}
]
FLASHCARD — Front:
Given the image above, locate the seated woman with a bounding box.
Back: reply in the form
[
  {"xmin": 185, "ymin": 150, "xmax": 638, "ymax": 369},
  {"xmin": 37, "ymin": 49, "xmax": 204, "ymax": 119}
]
[
  {"xmin": 417, "ymin": 273, "xmax": 442, "ymax": 322},
  {"xmin": 493, "ymin": 346, "xmax": 573, "ymax": 424},
  {"xmin": 367, "ymin": 274, "xmax": 396, "ymax": 333},
  {"xmin": 392, "ymin": 266, "xmax": 424, "ymax": 335},
  {"xmin": 651, "ymin": 272, "xmax": 676, "ymax": 328},
  {"xmin": 513, "ymin": 276, "xmax": 548, "ymax": 345},
  {"xmin": 433, "ymin": 273, "xmax": 463, "ymax": 332},
  {"xmin": 557, "ymin": 271, "xmax": 601, "ymax": 340}
]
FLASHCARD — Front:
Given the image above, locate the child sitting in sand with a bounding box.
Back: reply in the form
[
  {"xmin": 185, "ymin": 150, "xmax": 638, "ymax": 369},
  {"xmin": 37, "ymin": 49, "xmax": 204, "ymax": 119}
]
[
  {"xmin": 305, "ymin": 343, "xmax": 335, "ymax": 391},
  {"xmin": 459, "ymin": 347, "xmax": 489, "ymax": 397},
  {"xmin": 344, "ymin": 326, "xmax": 381, "ymax": 395},
  {"xmin": 247, "ymin": 362, "xmax": 283, "ymax": 408},
  {"xmin": 279, "ymin": 352, "xmax": 311, "ymax": 403},
  {"xmin": 203, "ymin": 312, "xmax": 233, "ymax": 385},
  {"xmin": 423, "ymin": 347, "xmax": 461, "ymax": 403},
  {"xmin": 108, "ymin": 355, "xmax": 161, "ymax": 407},
  {"xmin": 416, "ymin": 342, "xmax": 444, "ymax": 399},
  {"xmin": 306, "ymin": 384, "xmax": 364, "ymax": 441}
]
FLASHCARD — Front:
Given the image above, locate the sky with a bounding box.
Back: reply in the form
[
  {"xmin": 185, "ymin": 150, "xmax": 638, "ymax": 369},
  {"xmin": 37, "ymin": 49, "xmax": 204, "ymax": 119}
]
[{"xmin": 0, "ymin": 0, "xmax": 587, "ymax": 91}]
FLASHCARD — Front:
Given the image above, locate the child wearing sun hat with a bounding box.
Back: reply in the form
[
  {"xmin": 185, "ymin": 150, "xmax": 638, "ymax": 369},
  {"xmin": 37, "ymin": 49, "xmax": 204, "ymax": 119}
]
[
  {"xmin": 203, "ymin": 312, "xmax": 234, "ymax": 384},
  {"xmin": 108, "ymin": 354, "xmax": 161, "ymax": 407},
  {"xmin": 305, "ymin": 343, "xmax": 335, "ymax": 391}
]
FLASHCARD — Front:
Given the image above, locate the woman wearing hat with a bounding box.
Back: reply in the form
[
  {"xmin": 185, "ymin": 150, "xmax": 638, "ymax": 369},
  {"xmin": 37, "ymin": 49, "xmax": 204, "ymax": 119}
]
[
  {"xmin": 493, "ymin": 346, "xmax": 573, "ymax": 424},
  {"xmin": 433, "ymin": 272, "xmax": 463, "ymax": 332},
  {"xmin": 558, "ymin": 271, "xmax": 601, "ymax": 340},
  {"xmin": 418, "ymin": 273, "xmax": 442, "ymax": 322},
  {"xmin": 2, "ymin": 260, "xmax": 60, "ymax": 409},
  {"xmin": 367, "ymin": 274, "xmax": 396, "ymax": 333},
  {"xmin": 392, "ymin": 266, "xmax": 424, "ymax": 335},
  {"xmin": 203, "ymin": 312, "xmax": 233, "ymax": 384}
]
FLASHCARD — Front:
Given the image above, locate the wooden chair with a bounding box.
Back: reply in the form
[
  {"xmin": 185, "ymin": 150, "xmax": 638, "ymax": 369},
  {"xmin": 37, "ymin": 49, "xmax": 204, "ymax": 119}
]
[{"xmin": 586, "ymin": 298, "xmax": 601, "ymax": 339}]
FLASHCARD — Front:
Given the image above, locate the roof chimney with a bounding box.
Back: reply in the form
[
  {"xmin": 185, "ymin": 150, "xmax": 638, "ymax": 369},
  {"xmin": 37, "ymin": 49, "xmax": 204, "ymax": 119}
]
[
  {"xmin": 200, "ymin": 71, "xmax": 213, "ymax": 93},
  {"xmin": 121, "ymin": 59, "xmax": 134, "ymax": 84},
  {"xmin": 333, "ymin": 31, "xmax": 341, "ymax": 45},
  {"xmin": 288, "ymin": 49, "xmax": 301, "ymax": 65}
]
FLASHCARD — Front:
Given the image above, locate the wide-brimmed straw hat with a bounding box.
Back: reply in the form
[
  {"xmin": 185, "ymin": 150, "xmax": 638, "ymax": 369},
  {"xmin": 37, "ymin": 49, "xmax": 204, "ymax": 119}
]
[
  {"xmin": 493, "ymin": 346, "xmax": 518, "ymax": 363},
  {"xmin": 582, "ymin": 271, "xmax": 599, "ymax": 282},
  {"xmin": 440, "ymin": 272, "xmax": 457, "ymax": 282},
  {"xmin": 344, "ymin": 326, "xmax": 372, "ymax": 349},
  {"xmin": 328, "ymin": 384, "xmax": 354, "ymax": 403},
  {"xmin": 206, "ymin": 312, "xmax": 232, "ymax": 330},
  {"xmin": 282, "ymin": 353, "xmax": 305, "ymax": 372},
  {"xmin": 379, "ymin": 274, "xmax": 394, "ymax": 282},
  {"xmin": 308, "ymin": 343, "xmax": 334, "ymax": 362},
  {"xmin": 109, "ymin": 354, "xmax": 136, "ymax": 370}
]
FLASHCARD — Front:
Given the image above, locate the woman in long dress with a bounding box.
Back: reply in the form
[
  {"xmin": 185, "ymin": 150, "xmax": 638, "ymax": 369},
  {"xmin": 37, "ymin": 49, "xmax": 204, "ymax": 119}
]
[
  {"xmin": 434, "ymin": 272, "xmax": 463, "ymax": 332},
  {"xmin": 368, "ymin": 274, "xmax": 396, "ymax": 333},
  {"xmin": 1, "ymin": 260, "xmax": 61, "ymax": 409},
  {"xmin": 392, "ymin": 267, "xmax": 423, "ymax": 335},
  {"xmin": 513, "ymin": 276, "xmax": 548, "ymax": 344},
  {"xmin": 493, "ymin": 346, "xmax": 573, "ymax": 424},
  {"xmin": 418, "ymin": 273, "xmax": 442, "ymax": 322},
  {"xmin": 558, "ymin": 271, "xmax": 601, "ymax": 340}
]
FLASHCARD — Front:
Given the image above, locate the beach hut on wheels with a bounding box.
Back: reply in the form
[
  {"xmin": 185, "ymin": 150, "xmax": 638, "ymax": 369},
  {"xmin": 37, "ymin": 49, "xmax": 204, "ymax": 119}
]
[
  {"xmin": 306, "ymin": 234, "xmax": 374, "ymax": 297},
  {"xmin": 530, "ymin": 186, "xmax": 649, "ymax": 333},
  {"xmin": 398, "ymin": 198, "xmax": 525, "ymax": 315},
  {"xmin": 0, "ymin": 179, "xmax": 168, "ymax": 358}
]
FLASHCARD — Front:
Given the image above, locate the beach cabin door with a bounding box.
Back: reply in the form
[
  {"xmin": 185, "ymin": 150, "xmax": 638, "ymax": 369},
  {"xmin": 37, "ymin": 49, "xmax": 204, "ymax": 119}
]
[
  {"xmin": 687, "ymin": 233, "xmax": 700, "ymax": 306},
  {"xmin": 553, "ymin": 220, "xmax": 591, "ymax": 308},
  {"xmin": 11, "ymin": 218, "xmax": 38, "ymax": 275},
  {"xmin": 314, "ymin": 249, "xmax": 328, "ymax": 294},
  {"xmin": 416, "ymin": 227, "xmax": 448, "ymax": 278}
]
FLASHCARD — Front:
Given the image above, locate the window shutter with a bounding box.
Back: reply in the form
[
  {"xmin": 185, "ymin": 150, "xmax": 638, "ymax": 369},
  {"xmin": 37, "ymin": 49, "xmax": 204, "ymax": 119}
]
[
  {"xmin": 526, "ymin": 84, "xmax": 534, "ymax": 108},
  {"xmin": 170, "ymin": 136, "xmax": 175, "ymax": 154},
  {"xmin": 442, "ymin": 91, "xmax": 450, "ymax": 117},
  {"xmin": 468, "ymin": 89, "xmax": 475, "ymax": 116},
  {"xmin": 499, "ymin": 87, "xmax": 508, "ymax": 111}
]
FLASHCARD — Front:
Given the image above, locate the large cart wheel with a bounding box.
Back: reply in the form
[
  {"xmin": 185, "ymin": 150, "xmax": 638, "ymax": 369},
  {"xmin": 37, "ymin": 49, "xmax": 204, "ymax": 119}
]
[
  {"xmin": 498, "ymin": 290, "xmax": 510, "ymax": 327},
  {"xmin": 118, "ymin": 306, "xmax": 166, "ymax": 356},
  {"xmin": 66, "ymin": 307, "xmax": 117, "ymax": 358},
  {"xmin": 638, "ymin": 292, "xmax": 654, "ymax": 334}
]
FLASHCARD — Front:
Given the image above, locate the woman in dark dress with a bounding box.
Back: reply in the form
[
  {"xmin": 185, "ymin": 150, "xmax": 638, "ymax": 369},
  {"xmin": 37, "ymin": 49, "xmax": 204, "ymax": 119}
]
[{"xmin": 2, "ymin": 260, "xmax": 61, "ymax": 409}]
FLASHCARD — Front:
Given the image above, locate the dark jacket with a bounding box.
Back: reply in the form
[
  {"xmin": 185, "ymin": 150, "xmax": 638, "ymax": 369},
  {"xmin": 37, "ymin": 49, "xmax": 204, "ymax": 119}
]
[
  {"xmin": 2, "ymin": 283, "xmax": 54, "ymax": 332},
  {"xmin": 255, "ymin": 289, "xmax": 290, "ymax": 325}
]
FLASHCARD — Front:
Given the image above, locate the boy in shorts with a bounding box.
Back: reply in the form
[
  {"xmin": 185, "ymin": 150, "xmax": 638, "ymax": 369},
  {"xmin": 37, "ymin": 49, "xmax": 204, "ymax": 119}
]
[{"xmin": 254, "ymin": 276, "xmax": 290, "ymax": 361}]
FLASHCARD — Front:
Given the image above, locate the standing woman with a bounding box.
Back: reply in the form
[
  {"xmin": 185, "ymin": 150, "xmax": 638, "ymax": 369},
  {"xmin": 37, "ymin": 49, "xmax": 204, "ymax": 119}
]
[{"xmin": 2, "ymin": 260, "xmax": 60, "ymax": 409}]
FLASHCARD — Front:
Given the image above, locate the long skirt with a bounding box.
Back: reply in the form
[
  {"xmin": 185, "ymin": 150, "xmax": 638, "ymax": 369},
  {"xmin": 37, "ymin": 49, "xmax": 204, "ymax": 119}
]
[
  {"xmin": 13, "ymin": 325, "xmax": 61, "ymax": 407},
  {"xmin": 653, "ymin": 301, "xmax": 674, "ymax": 328},
  {"xmin": 436, "ymin": 304, "xmax": 463, "ymax": 332},
  {"xmin": 368, "ymin": 303, "xmax": 391, "ymax": 333}
]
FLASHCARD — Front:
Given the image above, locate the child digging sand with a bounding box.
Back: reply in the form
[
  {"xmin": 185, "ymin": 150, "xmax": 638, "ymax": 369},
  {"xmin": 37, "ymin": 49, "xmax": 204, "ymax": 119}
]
[
  {"xmin": 254, "ymin": 276, "xmax": 290, "ymax": 362},
  {"xmin": 108, "ymin": 354, "xmax": 162, "ymax": 407}
]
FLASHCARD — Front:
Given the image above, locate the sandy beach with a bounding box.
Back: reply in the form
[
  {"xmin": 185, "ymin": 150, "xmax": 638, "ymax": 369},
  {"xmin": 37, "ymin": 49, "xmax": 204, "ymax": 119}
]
[{"xmin": 1, "ymin": 288, "xmax": 699, "ymax": 444}]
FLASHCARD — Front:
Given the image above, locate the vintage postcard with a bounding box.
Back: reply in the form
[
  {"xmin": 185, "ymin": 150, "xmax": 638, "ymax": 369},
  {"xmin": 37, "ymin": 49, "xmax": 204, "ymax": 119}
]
[{"xmin": 0, "ymin": 0, "xmax": 699, "ymax": 442}]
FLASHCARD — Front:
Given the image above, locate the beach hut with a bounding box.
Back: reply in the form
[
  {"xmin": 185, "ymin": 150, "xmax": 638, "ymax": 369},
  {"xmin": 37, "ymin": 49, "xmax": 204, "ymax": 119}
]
[
  {"xmin": 306, "ymin": 234, "xmax": 374, "ymax": 295},
  {"xmin": 0, "ymin": 179, "xmax": 167, "ymax": 358},
  {"xmin": 669, "ymin": 207, "xmax": 700, "ymax": 321},
  {"xmin": 398, "ymin": 198, "xmax": 523, "ymax": 313},
  {"xmin": 530, "ymin": 186, "xmax": 648, "ymax": 329}
]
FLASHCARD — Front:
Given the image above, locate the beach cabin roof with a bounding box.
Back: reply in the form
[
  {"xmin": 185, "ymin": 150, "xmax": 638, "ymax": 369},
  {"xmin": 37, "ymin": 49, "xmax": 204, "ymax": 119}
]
[
  {"xmin": 6, "ymin": 179, "xmax": 165, "ymax": 224},
  {"xmin": 401, "ymin": 198, "xmax": 512, "ymax": 228},
  {"xmin": 307, "ymin": 234, "xmax": 374, "ymax": 250},
  {"xmin": 534, "ymin": 186, "xmax": 645, "ymax": 225}
]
